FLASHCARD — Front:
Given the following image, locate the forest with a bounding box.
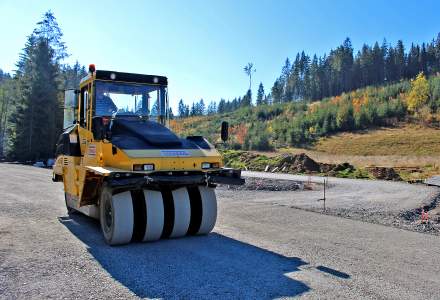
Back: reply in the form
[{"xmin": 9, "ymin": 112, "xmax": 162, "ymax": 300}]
[
  {"xmin": 0, "ymin": 12, "xmax": 86, "ymax": 160},
  {"xmin": 178, "ymin": 34, "xmax": 440, "ymax": 116},
  {"xmin": 173, "ymin": 33, "xmax": 440, "ymax": 151}
]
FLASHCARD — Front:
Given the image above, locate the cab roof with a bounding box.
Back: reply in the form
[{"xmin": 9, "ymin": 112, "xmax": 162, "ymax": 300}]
[{"xmin": 80, "ymin": 70, "xmax": 168, "ymax": 86}]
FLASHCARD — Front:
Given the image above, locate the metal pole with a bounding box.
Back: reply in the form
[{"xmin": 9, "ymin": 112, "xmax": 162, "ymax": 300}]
[{"xmin": 323, "ymin": 177, "xmax": 326, "ymax": 211}]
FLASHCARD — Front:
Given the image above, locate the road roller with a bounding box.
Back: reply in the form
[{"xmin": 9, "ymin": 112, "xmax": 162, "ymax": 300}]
[{"xmin": 52, "ymin": 64, "xmax": 244, "ymax": 245}]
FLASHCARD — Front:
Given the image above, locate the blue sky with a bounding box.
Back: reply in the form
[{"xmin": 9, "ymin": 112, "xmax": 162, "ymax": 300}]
[{"xmin": 1, "ymin": 0, "xmax": 440, "ymax": 111}]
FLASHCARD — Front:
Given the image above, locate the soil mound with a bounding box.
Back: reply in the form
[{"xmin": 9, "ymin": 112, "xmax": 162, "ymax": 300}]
[
  {"xmin": 276, "ymin": 153, "xmax": 321, "ymax": 173},
  {"xmin": 320, "ymin": 162, "xmax": 355, "ymax": 174},
  {"xmin": 367, "ymin": 167, "xmax": 402, "ymax": 181}
]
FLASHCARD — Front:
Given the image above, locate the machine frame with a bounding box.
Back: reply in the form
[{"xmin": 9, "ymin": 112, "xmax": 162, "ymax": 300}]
[{"xmin": 53, "ymin": 67, "xmax": 243, "ymax": 236}]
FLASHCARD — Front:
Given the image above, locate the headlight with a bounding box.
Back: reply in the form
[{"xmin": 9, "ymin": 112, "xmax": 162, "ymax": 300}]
[
  {"xmin": 133, "ymin": 164, "xmax": 155, "ymax": 171},
  {"xmin": 143, "ymin": 164, "xmax": 155, "ymax": 171},
  {"xmin": 201, "ymin": 162, "xmax": 220, "ymax": 169}
]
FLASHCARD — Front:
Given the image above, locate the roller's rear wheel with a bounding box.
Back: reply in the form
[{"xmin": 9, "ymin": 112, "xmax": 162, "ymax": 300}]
[
  {"xmin": 98, "ymin": 185, "xmax": 217, "ymax": 245},
  {"xmin": 64, "ymin": 192, "xmax": 77, "ymax": 215},
  {"xmin": 99, "ymin": 185, "xmax": 134, "ymax": 245},
  {"xmin": 196, "ymin": 186, "xmax": 217, "ymax": 235},
  {"xmin": 142, "ymin": 190, "xmax": 165, "ymax": 242}
]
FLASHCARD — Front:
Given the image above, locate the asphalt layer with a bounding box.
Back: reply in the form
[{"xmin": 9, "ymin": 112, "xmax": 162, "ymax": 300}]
[{"xmin": 1, "ymin": 164, "xmax": 440, "ymax": 299}]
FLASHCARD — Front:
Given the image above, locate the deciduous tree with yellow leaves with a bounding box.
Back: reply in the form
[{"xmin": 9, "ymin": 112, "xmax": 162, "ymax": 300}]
[{"xmin": 407, "ymin": 72, "xmax": 430, "ymax": 113}]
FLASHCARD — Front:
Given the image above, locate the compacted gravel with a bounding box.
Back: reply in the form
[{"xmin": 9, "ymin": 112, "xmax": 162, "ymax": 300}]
[
  {"xmin": 242, "ymin": 171, "xmax": 440, "ymax": 234},
  {"xmin": 1, "ymin": 164, "xmax": 440, "ymax": 299}
]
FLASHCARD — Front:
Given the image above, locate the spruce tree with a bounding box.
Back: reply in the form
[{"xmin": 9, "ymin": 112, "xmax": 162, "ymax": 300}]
[
  {"xmin": 9, "ymin": 11, "xmax": 68, "ymax": 161},
  {"xmin": 256, "ymin": 82, "xmax": 265, "ymax": 105},
  {"xmin": 177, "ymin": 99, "xmax": 186, "ymax": 117}
]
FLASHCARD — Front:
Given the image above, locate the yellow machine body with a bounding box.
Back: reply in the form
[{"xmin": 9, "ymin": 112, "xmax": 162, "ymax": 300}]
[
  {"xmin": 53, "ymin": 70, "xmax": 223, "ymax": 208},
  {"xmin": 52, "ymin": 67, "xmax": 243, "ymax": 245}
]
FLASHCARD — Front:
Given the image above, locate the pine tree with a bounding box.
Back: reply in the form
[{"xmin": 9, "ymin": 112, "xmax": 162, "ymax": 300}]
[
  {"xmin": 9, "ymin": 11, "xmax": 68, "ymax": 160},
  {"xmin": 33, "ymin": 10, "xmax": 68, "ymax": 62},
  {"xmin": 177, "ymin": 99, "xmax": 186, "ymax": 117},
  {"xmin": 217, "ymin": 99, "xmax": 226, "ymax": 113},
  {"xmin": 151, "ymin": 100, "xmax": 159, "ymax": 116},
  {"xmin": 271, "ymin": 79, "xmax": 283, "ymax": 104},
  {"xmin": 241, "ymin": 90, "xmax": 252, "ymax": 107},
  {"xmin": 63, "ymin": 61, "xmax": 87, "ymax": 89},
  {"xmin": 280, "ymin": 58, "xmax": 291, "ymax": 101},
  {"xmin": 0, "ymin": 73, "xmax": 13, "ymax": 156},
  {"xmin": 168, "ymin": 107, "xmax": 174, "ymax": 119},
  {"xmin": 197, "ymin": 99, "xmax": 205, "ymax": 115},
  {"xmin": 395, "ymin": 40, "xmax": 406, "ymax": 79},
  {"xmin": 256, "ymin": 82, "xmax": 265, "ymax": 105},
  {"xmin": 207, "ymin": 101, "xmax": 217, "ymax": 115},
  {"xmin": 190, "ymin": 102, "xmax": 197, "ymax": 116}
]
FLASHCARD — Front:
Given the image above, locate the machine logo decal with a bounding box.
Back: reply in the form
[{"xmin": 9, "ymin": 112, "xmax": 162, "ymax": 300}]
[
  {"xmin": 160, "ymin": 150, "xmax": 190, "ymax": 157},
  {"xmin": 88, "ymin": 144, "xmax": 96, "ymax": 156},
  {"xmin": 69, "ymin": 134, "xmax": 78, "ymax": 143}
]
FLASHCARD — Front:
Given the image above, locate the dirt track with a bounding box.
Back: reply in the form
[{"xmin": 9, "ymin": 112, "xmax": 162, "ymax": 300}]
[{"xmin": 1, "ymin": 164, "xmax": 440, "ymax": 299}]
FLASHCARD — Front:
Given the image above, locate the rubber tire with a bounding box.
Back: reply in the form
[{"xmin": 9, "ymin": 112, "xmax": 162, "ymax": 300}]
[
  {"xmin": 197, "ymin": 186, "xmax": 217, "ymax": 235},
  {"xmin": 64, "ymin": 193, "xmax": 77, "ymax": 215},
  {"xmin": 169, "ymin": 187, "xmax": 191, "ymax": 238},
  {"xmin": 142, "ymin": 190, "xmax": 165, "ymax": 242},
  {"xmin": 99, "ymin": 185, "xmax": 134, "ymax": 245}
]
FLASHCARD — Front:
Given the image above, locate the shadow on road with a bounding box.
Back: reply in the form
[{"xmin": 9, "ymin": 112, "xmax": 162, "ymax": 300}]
[
  {"xmin": 59, "ymin": 214, "xmax": 311, "ymax": 298},
  {"xmin": 316, "ymin": 266, "xmax": 350, "ymax": 279}
]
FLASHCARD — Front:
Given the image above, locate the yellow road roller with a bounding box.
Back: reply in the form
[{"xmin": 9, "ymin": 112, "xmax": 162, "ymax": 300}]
[{"xmin": 53, "ymin": 64, "xmax": 244, "ymax": 245}]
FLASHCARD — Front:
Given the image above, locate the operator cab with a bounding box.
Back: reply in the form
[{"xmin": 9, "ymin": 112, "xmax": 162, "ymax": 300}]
[{"xmin": 63, "ymin": 64, "xmax": 169, "ymax": 130}]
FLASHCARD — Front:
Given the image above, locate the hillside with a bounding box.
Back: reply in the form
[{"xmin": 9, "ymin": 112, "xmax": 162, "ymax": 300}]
[
  {"xmin": 314, "ymin": 124, "xmax": 440, "ymax": 156},
  {"xmin": 221, "ymin": 125, "xmax": 440, "ymax": 181},
  {"xmin": 171, "ymin": 75, "xmax": 440, "ymax": 180},
  {"xmin": 282, "ymin": 125, "xmax": 440, "ymax": 180},
  {"xmin": 171, "ymin": 74, "xmax": 440, "ymax": 149}
]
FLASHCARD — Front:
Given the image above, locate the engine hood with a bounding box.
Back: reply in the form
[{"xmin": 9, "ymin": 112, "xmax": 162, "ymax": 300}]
[{"xmin": 109, "ymin": 118, "xmax": 211, "ymax": 151}]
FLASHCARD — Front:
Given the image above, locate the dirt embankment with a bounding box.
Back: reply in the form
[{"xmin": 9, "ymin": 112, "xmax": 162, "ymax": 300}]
[
  {"xmin": 366, "ymin": 166, "xmax": 402, "ymax": 181},
  {"xmin": 226, "ymin": 151, "xmax": 403, "ymax": 181}
]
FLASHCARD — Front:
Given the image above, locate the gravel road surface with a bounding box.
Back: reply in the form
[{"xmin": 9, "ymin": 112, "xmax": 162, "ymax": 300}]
[
  {"xmin": 243, "ymin": 171, "xmax": 439, "ymax": 213},
  {"xmin": 1, "ymin": 164, "xmax": 440, "ymax": 299}
]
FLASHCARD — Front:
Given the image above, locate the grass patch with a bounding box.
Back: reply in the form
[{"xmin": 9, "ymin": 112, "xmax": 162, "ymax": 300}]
[
  {"xmin": 335, "ymin": 168, "xmax": 372, "ymax": 179},
  {"xmin": 314, "ymin": 125, "xmax": 440, "ymax": 156}
]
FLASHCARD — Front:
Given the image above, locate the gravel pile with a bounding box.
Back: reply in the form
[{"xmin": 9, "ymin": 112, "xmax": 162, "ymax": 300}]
[{"xmin": 220, "ymin": 177, "xmax": 309, "ymax": 191}]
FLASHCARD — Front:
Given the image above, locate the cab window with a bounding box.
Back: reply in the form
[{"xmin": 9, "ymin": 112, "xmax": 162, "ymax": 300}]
[{"xmin": 80, "ymin": 86, "xmax": 89, "ymax": 127}]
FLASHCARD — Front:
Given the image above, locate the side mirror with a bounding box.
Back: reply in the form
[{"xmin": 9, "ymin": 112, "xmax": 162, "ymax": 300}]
[{"xmin": 221, "ymin": 121, "xmax": 229, "ymax": 142}]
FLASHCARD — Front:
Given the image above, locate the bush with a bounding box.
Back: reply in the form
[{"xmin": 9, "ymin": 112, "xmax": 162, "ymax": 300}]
[{"xmin": 250, "ymin": 134, "xmax": 273, "ymax": 151}]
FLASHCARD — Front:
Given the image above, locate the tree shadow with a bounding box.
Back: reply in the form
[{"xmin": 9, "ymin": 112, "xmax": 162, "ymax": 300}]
[{"xmin": 59, "ymin": 214, "xmax": 311, "ymax": 299}]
